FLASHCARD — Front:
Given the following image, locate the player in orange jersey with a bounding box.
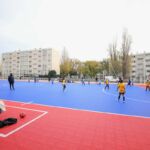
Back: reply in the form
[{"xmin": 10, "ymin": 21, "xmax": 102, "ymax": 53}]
[{"xmin": 118, "ymin": 80, "xmax": 126, "ymax": 102}]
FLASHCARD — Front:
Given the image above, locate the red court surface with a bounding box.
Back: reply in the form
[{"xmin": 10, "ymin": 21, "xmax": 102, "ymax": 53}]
[{"xmin": 0, "ymin": 100, "xmax": 150, "ymax": 150}]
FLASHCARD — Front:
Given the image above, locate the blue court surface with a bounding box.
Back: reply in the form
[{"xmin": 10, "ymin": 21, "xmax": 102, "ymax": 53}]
[{"xmin": 0, "ymin": 80, "xmax": 150, "ymax": 118}]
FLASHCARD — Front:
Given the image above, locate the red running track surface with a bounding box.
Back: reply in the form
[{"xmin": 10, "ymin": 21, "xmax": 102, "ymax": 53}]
[{"xmin": 0, "ymin": 100, "xmax": 150, "ymax": 150}]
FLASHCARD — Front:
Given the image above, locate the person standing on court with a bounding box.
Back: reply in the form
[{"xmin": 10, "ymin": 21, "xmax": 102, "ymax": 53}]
[
  {"xmin": 34, "ymin": 76, "xmax": 37, "ymax": 83},
  {"xmin": 62, "ymin": 78, "xmax": 66, "ymax": 91},
  {"xmin": 81, "ymin": 77, "xmax": 85, "ymax": 85},
  {"xmin": 117, "ymin": 79, "xmax": 126, "ymax": 102},
  {"xmin": 8, "ymin": 73, "xmax": 15, "ymax": 90},
  {"xmin": 127, "ymin": 78, "xmax": 132, "ymax": 86},
  {"xmin": 104, "ymin": 79, "xmax": 109, "ymax": 90},
  {"xmin": 145, "ymin": 80, "xmax": 150, "ymax": 91}
]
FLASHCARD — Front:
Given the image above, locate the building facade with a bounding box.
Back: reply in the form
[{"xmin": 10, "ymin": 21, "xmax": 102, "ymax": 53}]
[
  {"xmin": 131, "ymin": 52, "xmax": 150, "ymax": 83},
  {"xmin": 2, "ymin": 48, "xmax": 60, "ymax": 78}
]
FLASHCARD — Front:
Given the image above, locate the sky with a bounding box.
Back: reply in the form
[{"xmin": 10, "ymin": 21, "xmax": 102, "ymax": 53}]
[{"xmin": 0, "ymin": 0, "xmax": 150, "ymax": 61}]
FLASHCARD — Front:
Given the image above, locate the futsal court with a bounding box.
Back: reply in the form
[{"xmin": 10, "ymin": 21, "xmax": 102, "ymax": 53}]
[{"xmin": 0, "ymin": 80, "xmax": 150, "ymax": 150}]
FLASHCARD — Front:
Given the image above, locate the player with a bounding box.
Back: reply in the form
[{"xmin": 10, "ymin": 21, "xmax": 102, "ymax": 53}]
[
  {"xmin": 81, "ymin": 77, "xmax": 85, "ymax": 85},
  {"xmin": 34, "ymin": 76, "xmax": 36, "ymax": 83},
  {"xmin": 145, "ymin": 80, "xmax": 150, "ymax": 91},
  {"xmin": 118, "ymin": 79, "xmax": 126, "ymax": 102},
  {"xmin": 8, "ymin": 73, "xmax": 15, "ymax": 90},
  {"xmin": 127, "ymin": 78, "xmax": 132, "ymax": 86},
  {"xmin": 62, "ymin": 79, "xmax": 66, "ymax": 91},
  {"xmin": 51, "ymin": 79, "xmax": 54, "ymax": 84},
  {"xmin": 105, "ymin": 79, "xmax": 109, "ymax": 90},
  {"xmin": 95, "ymin": 77, "xmax": 98, "ymax": 83}
]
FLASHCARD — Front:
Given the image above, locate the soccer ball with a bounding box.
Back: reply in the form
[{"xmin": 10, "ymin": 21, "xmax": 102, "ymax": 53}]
[{"xmin": 20, "ymin": 113, "xmax": 26, "ymax": 118}]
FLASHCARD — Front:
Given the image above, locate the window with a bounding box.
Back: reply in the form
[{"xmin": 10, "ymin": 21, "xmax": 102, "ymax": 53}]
[{"xmin": 137, "ymin": 58, "xmax": 143, "ymax": 60}]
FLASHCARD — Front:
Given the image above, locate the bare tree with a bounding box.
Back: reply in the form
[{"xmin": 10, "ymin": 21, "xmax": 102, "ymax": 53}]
[
  {"xmin": 69, "ymin": 59, "xmax": 81, "ymax": 76},
  {"xmin": 100, "ymin": 59, "xmax": 109, "ymax": 76},
  {"xmin": 60, "ymin": 47, "xmax": 71, "ymax": 77},
  {"xmin": 121, "ymin": 29, "xmax": 132, "ymax": 79},
  {"xmin": 108, "ymin": 41, "xmax": 121, "ymax": 77}
]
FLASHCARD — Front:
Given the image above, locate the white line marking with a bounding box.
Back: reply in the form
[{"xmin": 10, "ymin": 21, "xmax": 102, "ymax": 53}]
[
  {"xmin": 31, "ymin": 102, "xmax": 150, "ymax": 119},
  {"xmin": 0, "ymin": 104, "xmax": 48, "ymax": 138},
  {"xmin": 0, "ymin": 133, "xmax": 5, "ymax": 137},
  {"xmin": 4, "ymin": 111, "xmax": 48, "ymax": 137},
  {"xmin": 21, "ymin": 101, "xmax": 33, "ymax": 106},
  {"xmin": 6, "ymin": 105, "xmax": 47, "ymax": 113},
  {"xmin": 1, "ymin": 99, "xmax": 150, "ymax": 119},
  {"xmin": 6, "ymin": 99, "xmax": 150, "ymax": 119},
  {"xmin": 102, "ymin": 88, "xmax": 150, "ymax": 104}
]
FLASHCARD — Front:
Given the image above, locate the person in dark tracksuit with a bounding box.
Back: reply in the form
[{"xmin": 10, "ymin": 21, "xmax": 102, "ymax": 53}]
[
  {"xmin": 8, "ymin": 73, "xmax": 15, "ymax": 90},
  {"xmin": 127, "ymin": 78, "xmax": 132, "ymax": 86}
]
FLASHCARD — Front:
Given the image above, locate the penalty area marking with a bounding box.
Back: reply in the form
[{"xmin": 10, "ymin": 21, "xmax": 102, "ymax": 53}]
[{"xmin": 0, "ymin": 105, "xmax": 48, "ymax": 138}]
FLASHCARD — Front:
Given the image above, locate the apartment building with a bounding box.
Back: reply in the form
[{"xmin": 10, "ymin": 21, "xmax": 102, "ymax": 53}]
[
  {"xmin": 2, "ymin": 48, "xmax": 60, "ymax": 78},
  {"xmin": 131, "ymin": 52, "xmax": 150, "ymax": 83}
]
